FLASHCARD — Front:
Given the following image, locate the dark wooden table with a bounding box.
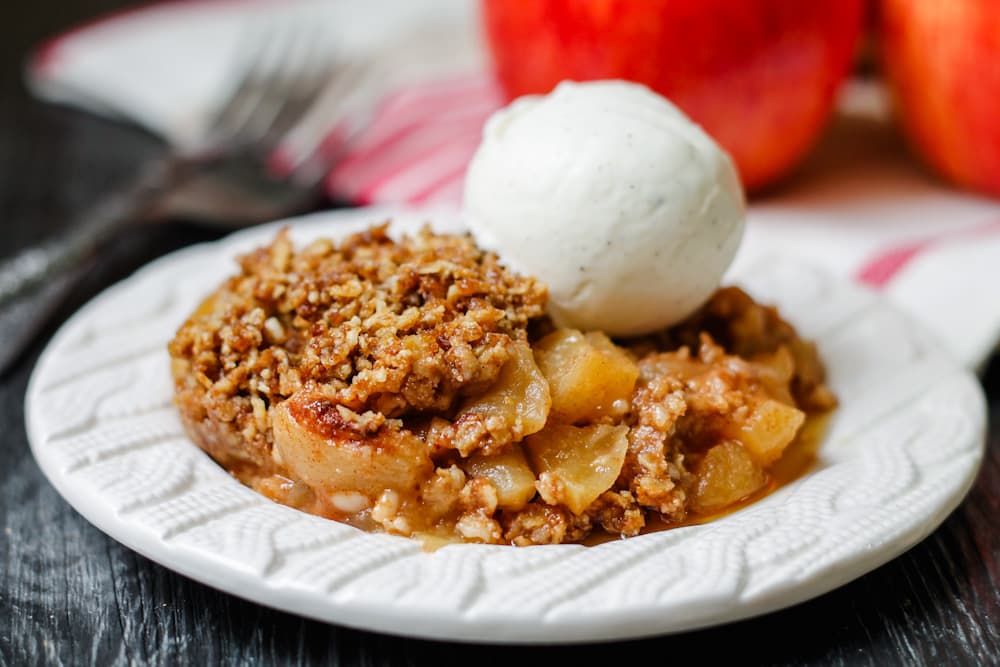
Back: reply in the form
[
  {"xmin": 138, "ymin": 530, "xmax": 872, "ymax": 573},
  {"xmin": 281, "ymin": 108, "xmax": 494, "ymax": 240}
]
[{"xmin": 2, "ymin": 3, "xmax": 998, "ymax": 665}]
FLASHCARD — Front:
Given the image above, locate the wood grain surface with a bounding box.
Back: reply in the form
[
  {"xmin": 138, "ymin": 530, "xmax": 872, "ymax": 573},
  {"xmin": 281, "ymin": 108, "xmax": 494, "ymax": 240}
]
[{"xmin": 1, "ymin": 2, "xmax": 998, "ymax": 665}]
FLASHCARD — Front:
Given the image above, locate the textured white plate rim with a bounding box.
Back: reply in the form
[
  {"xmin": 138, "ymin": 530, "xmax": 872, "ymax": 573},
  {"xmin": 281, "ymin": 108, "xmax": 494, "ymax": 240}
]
[{"xmin": 25, "ymin": 205, "xmax": 987, "ymax": 644}]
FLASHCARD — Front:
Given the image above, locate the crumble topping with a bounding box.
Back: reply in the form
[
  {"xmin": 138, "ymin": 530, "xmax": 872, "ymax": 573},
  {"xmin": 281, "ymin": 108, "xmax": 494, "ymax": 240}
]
[{"xmin": 169, "ymin": 224, "xmax": 546, "ymax": 473}]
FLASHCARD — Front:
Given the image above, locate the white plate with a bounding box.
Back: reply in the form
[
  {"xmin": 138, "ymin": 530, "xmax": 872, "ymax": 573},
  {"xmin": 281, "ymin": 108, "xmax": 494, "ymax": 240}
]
[{"xmin": 26, "ymin": 206, "xmax": 986, "ymax": 644}]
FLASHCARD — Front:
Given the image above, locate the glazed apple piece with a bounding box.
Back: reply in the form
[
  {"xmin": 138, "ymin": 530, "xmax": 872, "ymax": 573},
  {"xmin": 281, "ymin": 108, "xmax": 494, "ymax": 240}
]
[
  {"xmin": 271, "ymin": 391, "xmax": 433, "ymax": 497},
  {"xmin": 533, "ymin": 329, "xmax": 639, "ymax": 424},
  {"xmin": 455, "ymin": 340, "xmax": 551, "ymax": 443},
  {"xmin": 462, "ymin": 445, "xmax": 537, "ymax": 510},
  {"xmin": 726, "ymin": 398, "xmax": 805, "ymax": 467},
  {"xmin": 691, "ymin": 441, "xmax": 768, "ymax": 514},
  {"xmin": 525, "ymin": 423, "xmax": 630, "ymax": 515}
]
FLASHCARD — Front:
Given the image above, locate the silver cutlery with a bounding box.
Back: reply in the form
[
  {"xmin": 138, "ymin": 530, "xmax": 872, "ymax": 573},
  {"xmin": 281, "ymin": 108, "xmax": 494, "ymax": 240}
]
[{"xmin": 1, "ymin": 21, "xmax": 369, "ymax": 374}]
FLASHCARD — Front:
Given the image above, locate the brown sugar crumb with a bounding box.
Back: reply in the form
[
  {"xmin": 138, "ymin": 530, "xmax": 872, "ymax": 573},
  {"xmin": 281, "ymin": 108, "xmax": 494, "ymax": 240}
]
[
  {"xmin": 662, "ymin": 287, "xmax": 838, "ymax": 413},
  {"xmin": 169, "ymin": 225, "xmax": 835, "ymax": 547},
  {"xmin": 169, "ymin": 224, "xmax": 547, "ymax": 472},
  {"xmin": 502, "ymin": 502, "xmax": 593, "ymax": 546},
  {"xmin": 586, "ymin": 491, "xmax": 646, "ymax": 537}
]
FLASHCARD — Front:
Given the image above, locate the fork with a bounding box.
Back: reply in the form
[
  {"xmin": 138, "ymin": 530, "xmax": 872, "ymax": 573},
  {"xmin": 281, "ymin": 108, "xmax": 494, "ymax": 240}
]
[{"xmin": 1, "ymin": 21, "xmax": 366, "ymax": 374}]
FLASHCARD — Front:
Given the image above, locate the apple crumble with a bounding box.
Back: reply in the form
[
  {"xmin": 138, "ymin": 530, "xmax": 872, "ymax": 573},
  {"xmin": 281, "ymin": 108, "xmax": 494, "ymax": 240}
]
[{"xmin": 169, "ymin": 225, "xmax": 836, "ymax": 546}]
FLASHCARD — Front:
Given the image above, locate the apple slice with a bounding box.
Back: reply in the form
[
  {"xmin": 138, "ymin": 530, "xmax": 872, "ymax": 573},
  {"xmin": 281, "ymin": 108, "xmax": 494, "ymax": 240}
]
[
  {"xmin": 462, "ymin": 445, "xmax": 537, "ymax": 510},
  {"xmin": 525, "ymin": 423, "xmax": 630, "ymax": 515},
  {"xmin": 692, "ymin": 441, "xmax": 768, "ymax": 514},
  {"xmin": 726, "ymin": 399, "xmax": 805, "ymax": 466},
  {"xmin": 271, "ymin": 391, "xmax": 433, "ymax": 497},
  {"xmin": 533, "ymin": 329, "xmax": 638, "ymax": 424},
  {"xmin": 459, "ymin": 341, "xmax": 550, "ymax": 438}
]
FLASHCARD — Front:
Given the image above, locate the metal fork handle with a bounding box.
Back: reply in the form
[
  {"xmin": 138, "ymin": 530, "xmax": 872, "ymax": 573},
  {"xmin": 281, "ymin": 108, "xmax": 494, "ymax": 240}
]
[
  {"xmin": 0, "ymin": 157, "xmax": 181, "ymax": 307},
  {"xmin": 0, "ymin": 156, "xmax": 184, "ymax": 375}
]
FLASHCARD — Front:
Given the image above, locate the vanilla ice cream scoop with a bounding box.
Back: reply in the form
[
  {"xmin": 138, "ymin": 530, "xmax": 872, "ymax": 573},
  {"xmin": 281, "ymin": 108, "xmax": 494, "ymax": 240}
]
[{"xmin": 463, "ymin": 80, "xmax": 745, "ymax": 336}]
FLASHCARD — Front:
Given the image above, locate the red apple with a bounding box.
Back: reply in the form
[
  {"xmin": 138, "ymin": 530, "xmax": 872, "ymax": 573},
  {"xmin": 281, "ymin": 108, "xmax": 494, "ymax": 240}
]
[
  {"xmin": 878, "ymin": 0, "xmax": 1000, "ymax": 196},
  {"xmin": 480, "ymin": 0, "xmax": 865, "ymax": 192}
]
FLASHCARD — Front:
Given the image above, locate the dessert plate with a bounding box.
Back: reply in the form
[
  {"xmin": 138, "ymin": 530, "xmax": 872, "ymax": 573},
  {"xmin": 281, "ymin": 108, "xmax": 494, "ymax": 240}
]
[{"xmin": 26, "ymin": 206, "xmax": 986, "ymax": 644}]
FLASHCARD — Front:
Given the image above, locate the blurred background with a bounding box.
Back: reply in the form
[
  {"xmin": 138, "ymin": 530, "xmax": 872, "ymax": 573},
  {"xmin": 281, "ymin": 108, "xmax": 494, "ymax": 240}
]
[
  {"xmin": 2, "ymin": 0, "xmax": 999, "ymax": 373},
  {"xmin": 9, "ymin": 0, "xmax": 1000, "ymax": 202}
]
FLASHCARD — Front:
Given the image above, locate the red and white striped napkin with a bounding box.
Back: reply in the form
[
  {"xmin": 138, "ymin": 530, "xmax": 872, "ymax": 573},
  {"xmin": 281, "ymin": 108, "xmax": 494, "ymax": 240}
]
[{"xmin": 26, "ymin": 0, "xmax": 1000, "ymax": 370}]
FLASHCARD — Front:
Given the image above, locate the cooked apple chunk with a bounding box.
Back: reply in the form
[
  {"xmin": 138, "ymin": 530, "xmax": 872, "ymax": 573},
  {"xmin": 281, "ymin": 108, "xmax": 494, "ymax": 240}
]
[
  {"xmin": 271, "ymin": 391, "xmax": 433, "ymax": 498},
  {"xmin": 726, "ymin": 398, "xmax": 805, "ymax": 466},
  {"xmin": 691, "ymin": 441, "xmax": 768, "ymax": 514},
  {"xmin": 534, "ymin": 329, "xmax": 639, "ymax": 424},
  {"xmin": 447, "ymin": 341, "xmax": 551, "ymax": 455},
  {"xmin": 462, "ymin": 445, "xmax": 537, "ymax": 510},
  {"xmin": 525, "ymin": 423, "xmax": 630, "ymax": 515}
]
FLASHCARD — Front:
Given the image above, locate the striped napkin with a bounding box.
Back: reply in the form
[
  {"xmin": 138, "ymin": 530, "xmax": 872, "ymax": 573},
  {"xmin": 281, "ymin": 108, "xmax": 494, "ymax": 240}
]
[{"xmin": 26, "ymin": 0, "xmax": 1000, "ymax": 370}]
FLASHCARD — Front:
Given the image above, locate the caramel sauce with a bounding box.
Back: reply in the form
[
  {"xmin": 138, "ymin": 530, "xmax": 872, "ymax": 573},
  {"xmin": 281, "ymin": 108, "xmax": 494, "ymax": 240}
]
[{"xmin": 583, "ymin": 412, "xmax": 831, "ymax": 546}]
